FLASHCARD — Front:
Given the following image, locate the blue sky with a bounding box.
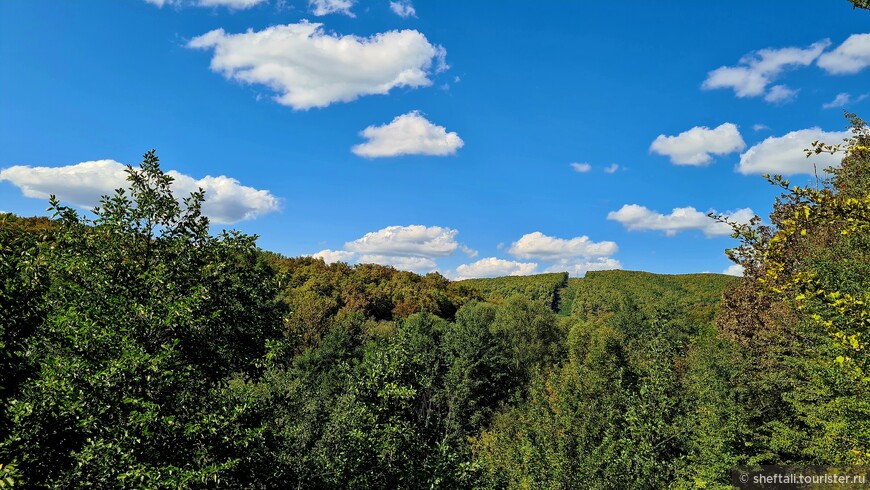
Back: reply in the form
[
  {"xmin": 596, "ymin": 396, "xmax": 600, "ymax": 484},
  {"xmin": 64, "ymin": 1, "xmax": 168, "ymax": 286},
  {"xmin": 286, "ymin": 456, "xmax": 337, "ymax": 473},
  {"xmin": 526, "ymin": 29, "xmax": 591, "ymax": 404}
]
[{"xmin": 2, "ymin": 1, "xmax": 869, "ymax": 278}]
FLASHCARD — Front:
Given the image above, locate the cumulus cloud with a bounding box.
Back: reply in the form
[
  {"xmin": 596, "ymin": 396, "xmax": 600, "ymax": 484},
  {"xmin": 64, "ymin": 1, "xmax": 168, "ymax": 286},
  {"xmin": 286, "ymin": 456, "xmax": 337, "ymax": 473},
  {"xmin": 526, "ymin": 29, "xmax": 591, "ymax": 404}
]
[
  {"xmin": 737, "ymin": 128, "xmax": 851, "ymax": 175},
  {"xmin": 0, "ymin": 160, "xmax": 280, "ymax": 224},
  {"xmin": 453, "ymin": 257, "xmax": 538, "ymax": 280},
  {"xmin": 543, "ymin": 257, "xmax": 622, "ymax": 277},
  {"xmin": 607, "ymin": 204, "xmax": 754, "ymax": 237},
  {"xmin": 352, "ymin": 111, "xmax": 463, "ymax": 158},
  {"xmin": 570, "ymin": 162, "xmax": 591, "ymax": 173},
  {"xmin": 817, "ymin": 33, "xmax": 870, "ymax": 74},
  {"xmin": 345, "ymin": 224, "xmax": 462, "ymax": 258},
  {"xmin": 312, "ymin": 249, "xmax": 356, "ymax": 264},
  {"xmin": 502, "ymin": 231, "xmax": 620, "ymax": 277},
  {"xmin": 702, "ymin": 40, "xmax": 830, "ymax": 101},
  {"xmin": 508, "ymin": 231, "xmax": 617, "ymax": 260},
  {"xmin": 358, "ymin": 254, "xmax": 437, "ymax": 272},
  {"xmin": 0, "ymin": 160, "xmax": 128, "ymax": 208},
  {"xmin": 307, "ymin": 224, "xmax": 475, "ymax": 273},
  {"xmin": 188, "ymin": 22, "xmax": 446, "ymax": 110},
  {"xmin": 649, "ymin": 123, "xmax": 745, "ymax": 165},
  {"xmin": 390, "ymin": 0, "xmax": 416, "ymax": 18},
  {"xmin": 764, "ymin": 84, "xmax": 799, "ymax": 104},
  {"xmin": 723, "ymin": 264, "xmax": 745, "ymax": 276},
  {"xmin": 309, "ymin": 0, "xmax": 354, "ymax": 16},
  {"xmin": 145, "ymin": 0, "xmax": 266, "ymax": 8}
]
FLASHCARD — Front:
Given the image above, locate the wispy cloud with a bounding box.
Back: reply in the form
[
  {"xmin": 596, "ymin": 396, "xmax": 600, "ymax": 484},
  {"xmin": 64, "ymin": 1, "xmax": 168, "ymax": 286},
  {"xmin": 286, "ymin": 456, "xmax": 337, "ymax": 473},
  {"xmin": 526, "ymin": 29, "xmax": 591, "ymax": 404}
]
[
  {"xmin": 144, "ymin": 0, "xmax": 267, "ymax": 9},
  {"xmin": 309, "ymin": 0, "xmax": 354, "ymax": 16},
  {"xmin": 702, "ymin": 40, "xmax": 830, "ymax": 102},
  {"xmin": 763, "ymin": 84, "xmax": 799, "ymax": 104},
  {"xmin": 390, "ymin": 0, "xmax": 416, "ymax": 18},
  {"xmin": 822, "ymin": 92, "xmax": 868, "ymax": 109}
]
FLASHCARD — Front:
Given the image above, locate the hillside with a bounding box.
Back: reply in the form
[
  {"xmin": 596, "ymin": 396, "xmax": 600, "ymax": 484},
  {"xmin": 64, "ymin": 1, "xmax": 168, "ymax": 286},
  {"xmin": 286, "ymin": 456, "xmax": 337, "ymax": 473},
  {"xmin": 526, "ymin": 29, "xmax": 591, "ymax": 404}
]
[
  {"xmin": 455, "ymin": 270, "xmax": 737, "ymax": 322},
  {"xmin": 452, "ymin": 272, "xmax": 568, "ymax": 310}
]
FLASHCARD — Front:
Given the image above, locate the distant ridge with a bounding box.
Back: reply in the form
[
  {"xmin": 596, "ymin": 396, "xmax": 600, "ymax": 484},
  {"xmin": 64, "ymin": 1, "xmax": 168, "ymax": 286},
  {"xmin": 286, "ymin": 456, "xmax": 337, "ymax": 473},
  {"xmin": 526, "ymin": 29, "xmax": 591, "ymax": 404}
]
[{"xmin": 454, "ymin": 270, "xmax": 737, "ymax": 321}]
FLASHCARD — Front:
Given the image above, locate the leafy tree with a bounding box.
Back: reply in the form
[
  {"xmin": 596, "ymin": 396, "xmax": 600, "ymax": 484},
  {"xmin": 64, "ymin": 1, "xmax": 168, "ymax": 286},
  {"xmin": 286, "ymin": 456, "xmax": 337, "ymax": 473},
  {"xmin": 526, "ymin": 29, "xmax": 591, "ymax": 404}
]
[
  {"xmin": 1, "ymin": 151, "xmax": 285, "ymax": 487},
  {"xmin": 474, "ymin": 303, "xmax": 694, "ymax": 489},
  {"xmin": 716, "ymin": 114, "xmax": 870, "ymax": 466},
  {"xmin": 490, "ymin": 295, "xmax": 564, "ymax": 382}
]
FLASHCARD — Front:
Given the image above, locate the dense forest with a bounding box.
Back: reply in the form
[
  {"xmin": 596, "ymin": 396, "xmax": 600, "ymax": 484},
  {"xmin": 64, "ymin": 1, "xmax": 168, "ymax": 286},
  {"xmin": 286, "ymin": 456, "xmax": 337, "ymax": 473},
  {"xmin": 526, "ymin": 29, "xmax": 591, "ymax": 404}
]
[{"xmin": 2, "ymin": 119, "xmax": 870, "ymax": 486}]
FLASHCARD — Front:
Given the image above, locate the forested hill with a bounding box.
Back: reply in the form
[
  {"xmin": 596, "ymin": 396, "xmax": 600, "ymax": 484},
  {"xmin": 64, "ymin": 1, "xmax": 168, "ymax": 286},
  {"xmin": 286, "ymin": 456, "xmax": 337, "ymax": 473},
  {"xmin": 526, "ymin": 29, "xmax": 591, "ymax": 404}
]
[
  {"xmin": 453, "ymin": 272, "xmax": 568, "ymax": 311},
  {"xmin": 0, "ymin": 202, "xmax": 748, "ymax": 488},
  {"xmin": 456, "ymin": 270, "xmax": 738, "ymax": 320}
]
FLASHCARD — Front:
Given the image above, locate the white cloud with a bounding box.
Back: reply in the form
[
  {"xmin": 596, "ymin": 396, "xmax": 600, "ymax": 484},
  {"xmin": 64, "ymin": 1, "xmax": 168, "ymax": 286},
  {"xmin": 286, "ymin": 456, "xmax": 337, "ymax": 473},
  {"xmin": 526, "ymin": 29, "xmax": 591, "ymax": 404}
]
[
  {"xmin": 0, "ymin": 159, "xmax": 280, "ymax": 224},
  {"xmin": 169, "ymin": 172, "xmax": 280, "ymax": 223},
  {"xmin": 570, "ymin": 162, "xmax": 591, "ymax": 173},
  {"xmin": 817, "ymin": 33, "xmax": 870, "ymax": 74},
  {"xmin": 604, "ymin": 163, "xmax": 619, "ymax": 173},
  {"xmin": 313, "ymin": 249, "xmax": 356, "ymax": 264},
  {"xmin": 702, "ymin": 40, "xmax": 830, "ymax": 100},
  {"xmin": 823, "ymin": 92, "xmax": 852, "ymax": 109},
  {"xmin": 199, "ymin": 0, "xmax": 265, "ymax": 7},
  {"xmin": 459, "ymin": 244, "xmax": 478, "ymax": 258},
  {"xmin": 145, "ymin": 0, "xmax": 266, "ymax": 8},
  {"xmin": 0, "ymin": 160, "xmax": 128, "ymax": 208},
  {"xmin": 649, "ymin": 123, "xmax": 745, "ymax": 165},
  {"xmin": 188, "ymin": 22, "xmax": 446, "ymax": 110},
  {"xmin": 308, "ymin": 224, "xmax": 475, "ymax": 274},
  {"xmin": 390, "ymin": 0, "xmax": 416, "ymax": 18},
  {"xmin": 737, "ymin": 128, "xmax": 851, "ymax": 175},
  {"xmin": 764, "ymin": 84, "xmax": 799, "ymax": 104},
  {"xmin": 358, "ymin": 254, "xmax": 436, "ymax": 272},
  {"xmin": 723, "ymin": 264, "xmax": 745, "ymax": 276},
  {"xmin": 543, "ymin": 257, "xmax": 622, "ymax": 277},
  {"xmin": 453, "ymin": 257, "xmax": 538, "ymax": 280},
  {"xmin": 753, "ymin": 124, "xmax": 770, "ymax": 132},
  {"xmin": 345, "ymin": 224, "xmax": 461, "ymax": 258},
  {"xmin": 607, "ymin": 204, "xmax": 754, "ymax": 237},
  {"xmin": 822, "ymin": 92, "xmax": 867, "ymax": 109},
  {"xmin": 352, "ymin": 111, "xmax": 463, "ymax": 158},
  {"xmin": 309, "ymin": 0, "xmax": 354, "ymax": 16},
  {"xmin": 508, "ymin": 231, "xmax": 617, "ymax": 260}
]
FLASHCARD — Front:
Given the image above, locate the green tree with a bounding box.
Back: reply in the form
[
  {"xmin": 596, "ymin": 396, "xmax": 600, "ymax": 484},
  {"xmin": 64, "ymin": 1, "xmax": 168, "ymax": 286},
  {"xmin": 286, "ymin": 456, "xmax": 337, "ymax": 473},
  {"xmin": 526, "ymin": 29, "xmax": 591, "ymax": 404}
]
[
  {"xmin": 716, "ymin": 114, "xmax": 870, "ymax": 466},
  {"xmin": 1, "ymin": 151, "xmax": 285, "ymax": 487}
]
